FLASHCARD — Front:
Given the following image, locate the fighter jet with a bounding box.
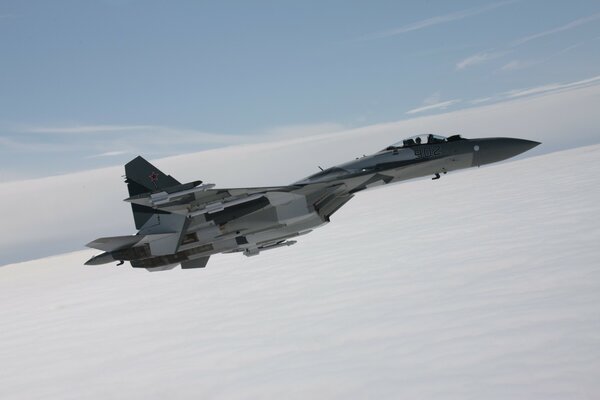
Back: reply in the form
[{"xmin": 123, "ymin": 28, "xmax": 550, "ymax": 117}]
[{"xmin": 85, "ymin": 134, "xmax": 540, "ymax": 271}]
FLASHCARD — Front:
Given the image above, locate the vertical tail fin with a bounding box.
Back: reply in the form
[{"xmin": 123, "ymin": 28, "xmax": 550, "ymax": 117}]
[
  {"xmin": 124, "ymin": 156, "xmax": 181, "ymax": 230},
  {"xmin": 125, "ymin": 156, "xmax": 180, "ymax": 195}
]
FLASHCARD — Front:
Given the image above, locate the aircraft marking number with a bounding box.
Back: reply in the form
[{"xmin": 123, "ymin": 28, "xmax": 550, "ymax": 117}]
[{"xmin": 415, "ymin": 146, "xmax": 441, "ymax": 159}]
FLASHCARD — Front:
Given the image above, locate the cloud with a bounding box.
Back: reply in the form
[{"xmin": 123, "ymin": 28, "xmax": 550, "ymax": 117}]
[
  {"xmin": 25, "ymin": 124, "xmax": 155, "ymax": 134},
  {"xmin": 456, "ymin": 12, "xmax": 600, "ymax": 71},
  {"xmin": 498, "ymin": 39, "xmax": 595, "ymax": 73},
  {"xmin": 456, "ymin": 51, "xmax": 507, "ymax": 70},
  {"xmin": 551, "ymin": 41, "xmax": 588, "ymax": 57},
  {"xmin": 18, "ymin": 124, "xmax": 247, "ymax": 146},
  {"xmin": 20, "ymin": 122, "xmax": 345, "ymax": 143},
  {"xmin": 3, "ymin": 122, "xmax": 346, "ymax": 167},
  {"xmin": 262, "ymin": 123, "xmax": 345, "ymax": 138},
  {"xmin": 469, "ymin": 97, "xmax": 494, "ymax": 105},
  {"xmin": 3, "ymin": 81, "xmax": 600, "ymax": 264},
  {"xmin": 361, "ymin": 0, "xmax": 516, "ymax": 40},
  {"xmin": 503, "ymin": 75, "xmax": 600, "ymax": 99},
  {"xmin": 0, "ymin": 125, "xmax": 249, "ymax": 166},
  {"xmin": 0, "ymin": 136, "xmax": 84, "ymax": 153},
  {"xmin": 86, "ymin": 151, "xmax": 130, "ymax": 158},
  {"xmin": 512, "ymin": 12, "xmax": 600, "ymax": 46},
  {"xmin": 499, "ymin": 59, "xmax": 536, "ymax": 71},
  {"xmin": 423, "ymin": 92, "xmax": 442, "ymax": 106},
  {"xmin": 407, "ymin": 74, "xmax": 600, "ymax": 116},
  {"xmin": 406, "ymin": 99, "xmax": 461, "ymax": 114}
]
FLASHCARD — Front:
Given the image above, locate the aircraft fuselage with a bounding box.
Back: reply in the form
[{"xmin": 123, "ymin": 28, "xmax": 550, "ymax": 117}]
[{"xmin": 85, "ymin": 135, "xmax": 540, "ymax": 271}]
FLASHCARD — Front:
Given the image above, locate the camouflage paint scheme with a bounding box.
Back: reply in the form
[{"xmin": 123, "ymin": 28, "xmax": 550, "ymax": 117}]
[{"xmin": 85, "ymin": 135, "xmax": 540, "ymax": 271}]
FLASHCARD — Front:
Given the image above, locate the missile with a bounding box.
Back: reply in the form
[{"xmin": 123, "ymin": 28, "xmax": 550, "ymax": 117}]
[{"xmin": 124, "ymin": 181, "xmax": 215, "ymax": 207}]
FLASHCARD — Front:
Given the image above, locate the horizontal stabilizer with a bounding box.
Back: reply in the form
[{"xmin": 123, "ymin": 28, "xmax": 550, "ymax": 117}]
[
  {"xmin": 86, "ymin": 233, "xmax": 181, "ymax": 255},
  {"xmin": 86, "ymin": 235, "xmax": 143, "ymax": 252}
]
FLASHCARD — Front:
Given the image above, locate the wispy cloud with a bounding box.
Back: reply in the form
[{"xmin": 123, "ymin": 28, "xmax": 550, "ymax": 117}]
[
  {"xmin": 499, "ymin": 59, "xmax": 535, "ymax": 71},
  {"xmin": 406, "ymin": 99, "xmax": 461, "ymax": 114},
  {"xmin": 502, "ymin": 75, "xmax": 600, "ymax": 99},
  {"xmin": 361, "ymin": 0, "xmax": 516, "ymax": 40},
  {"xmin": 4, "ymin": 122, "xmax": 347, "ymax": 160},
  {"xmin": 551, "ymin": 40, "xmax": 590, "ymax": 57},
  {"xmin": 469, "ymin": 97, "xmax": 494, "ymax": 105},
  {"xmin": 86, "ymin": 151, "xmax": 130, "ymax": 158},
  {"xmin": 0, "ymin": 136, "xmax": 84, "ymax": 153},
  {"xmin": 497, "ymin": 38, "xmax": 597, "ymax": 73},
  {"xmin": 456, "ymin": 12, "xmax": 600, "ymax": 71},
  {"xmin": 456, "ymin": 51, "xmax": 507, "ymax": 70},
  {"xmin": 406, "ymin": 74, "xmax": 600, "ymax": 116},
  {"xmin": 512, "ymin": 12, "xmax": 600, "ymax": 46},
  {"xmin": 263, "ymin": 123, "xmax": 344, "ymax": 138},
  {"xmin": 25, "ymin": 124, "xmax": 155, "ymax": 134},
  {"xmin": 19, "ymin": 124, "xmax": 246, "ymax": 145},
  {"xmin": 422, "ymin": 92, "xmax": 442, "ymax": 106},
  {"xmin": 462, "ymin": 74, "xmax": 600, "ymax": 106},
  {"xmin": 2, "ymin": 124, "xmax": 246, "ymax": 160}
]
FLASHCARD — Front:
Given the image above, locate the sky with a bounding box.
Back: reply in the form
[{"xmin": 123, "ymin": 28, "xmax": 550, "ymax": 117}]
[{"xmin": 1, "ymin": 0, "xmax": 600, "ymax": 180}]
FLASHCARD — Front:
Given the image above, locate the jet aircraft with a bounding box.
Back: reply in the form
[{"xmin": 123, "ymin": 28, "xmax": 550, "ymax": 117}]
[{"xmin": 85, "ymin": 134, "xmax": 540, "ymax": 271}]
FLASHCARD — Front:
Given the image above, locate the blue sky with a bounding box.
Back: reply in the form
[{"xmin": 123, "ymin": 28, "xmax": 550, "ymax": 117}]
[{"xmin": 1, "ymin": 0, "xmax": 599, "ymax": 180}]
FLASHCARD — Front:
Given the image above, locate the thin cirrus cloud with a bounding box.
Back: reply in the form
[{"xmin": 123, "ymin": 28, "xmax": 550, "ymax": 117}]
[
  {"xmin": 20, "ymin": 122, "xmax": 345, "ymax": 143},
  {"xmin": 4, "ymin": 125, "xmax": 248, "ymax": 158},
  {"xmin": 469, "ymin": 97, "xmax": 494, "ymax": 105},
  {"xmin": 457, "ymin": 12, "xmax": 600, "ymax": 70},
  {"xmin": 86, "ymin": 151, "xmax": 130, "ymax": 158},
  {"xmin": 497, "ymin": 38, "xmax": 596, "ymax": 73},
  {"xmin": 502, "ymin": 74, "xmax": 600, "ymax": 99},
  {"xmin": 19, "ymin": 124, "xmax": 246, "ymax": 144},
  {"xmin": 456, "ymin": 51, "xmax": 507, "ymax": 70},
  {"xmin": 499, "ymin": 59, "xmax": 536, "ymax": 71},
  {"xmin": 512, "ymin": 12, "xmax": 600, "ymax": 46},
  {"xmin": 24, "ymin": 124, "xmax": 156, "ymax": 134},
  {"xmin": 411, "ymin": 74, "xmax": 600, "ymax": 111},
  {"xmin": 6, "ymin": 122, "xmax": 347, "ymax": 161},
  {"xmin": 360, "ymin": 0, "xmax": 516, "ymax": 40},
  {"xmin": 406, "ymin": 99, "xmax": 461, "ymax": 115}
]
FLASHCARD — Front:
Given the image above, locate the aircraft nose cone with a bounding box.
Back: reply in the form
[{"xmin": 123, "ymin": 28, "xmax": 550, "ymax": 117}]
[{"xmin": 475, "ymin": 138, "xmax": 541, "ymax": 166}]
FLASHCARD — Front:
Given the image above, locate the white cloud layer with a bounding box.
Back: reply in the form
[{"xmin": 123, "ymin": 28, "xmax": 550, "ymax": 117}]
[
  {"xmin": 1, "ymin": 143, "xmax": 600, "ymax": 399},
  {"xmin": 1, "ymin": 82, "xmax": 599, "ymax": 265}
]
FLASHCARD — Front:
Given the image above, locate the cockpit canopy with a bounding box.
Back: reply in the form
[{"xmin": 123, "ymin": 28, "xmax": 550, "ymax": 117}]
[{"xmin": 383, "ymin": 134, "xmax": 464, "ymax": 151}]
